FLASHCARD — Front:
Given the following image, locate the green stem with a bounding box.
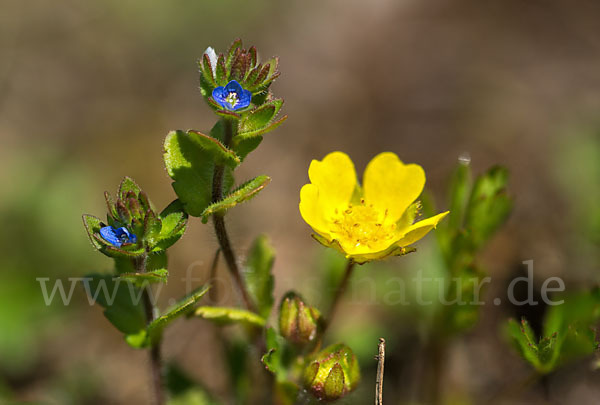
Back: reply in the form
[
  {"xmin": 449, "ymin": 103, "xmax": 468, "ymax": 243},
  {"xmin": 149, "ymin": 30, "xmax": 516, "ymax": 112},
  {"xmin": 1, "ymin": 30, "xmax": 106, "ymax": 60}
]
[
  {"xmin": 211, "ymin": 119, "xmax": 256, "ymax": 312},
  {"xmin": 137, "ymin": 253, "xmax": 165, "ymax": 405},
  {"xmin": 324, "ymin": 260, "xmax": 356, "ymax": 333}
]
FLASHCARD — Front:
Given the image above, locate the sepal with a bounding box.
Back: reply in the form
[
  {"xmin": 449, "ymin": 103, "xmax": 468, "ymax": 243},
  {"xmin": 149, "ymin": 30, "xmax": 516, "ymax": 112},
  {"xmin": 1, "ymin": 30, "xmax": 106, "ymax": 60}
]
[{"xmin": 302, "ymin": 343, "xmax": 360, "ymax": 401}]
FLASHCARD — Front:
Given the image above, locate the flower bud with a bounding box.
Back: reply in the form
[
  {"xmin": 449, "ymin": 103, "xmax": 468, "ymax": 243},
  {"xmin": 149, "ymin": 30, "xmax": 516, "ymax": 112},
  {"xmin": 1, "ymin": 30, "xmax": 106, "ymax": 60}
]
[
  {"xmin": 279, "ymin": 292, "xmax": 321, "ymax": 345},
  {"xmin": 303, "ymin": 343, "xmax": 360, "ymax": 401}
]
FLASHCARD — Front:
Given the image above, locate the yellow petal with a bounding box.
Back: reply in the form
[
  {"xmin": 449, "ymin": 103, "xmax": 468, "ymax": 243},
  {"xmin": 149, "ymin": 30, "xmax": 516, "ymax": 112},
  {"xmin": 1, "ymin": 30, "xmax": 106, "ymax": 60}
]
[
  {"xmin": 299, "ymin": 184, "xmax": 331, "ymax": 238},
  {"xmin": 363, "ymin": 152, "xmax": 425, "ymax": 223},
  {"xmin": 395, "ymin": 211, "xmax": 449, "ymax": 247},
  {"xmin": 308, "ymin": 152, "xmax": 357, "ymax": 213}
]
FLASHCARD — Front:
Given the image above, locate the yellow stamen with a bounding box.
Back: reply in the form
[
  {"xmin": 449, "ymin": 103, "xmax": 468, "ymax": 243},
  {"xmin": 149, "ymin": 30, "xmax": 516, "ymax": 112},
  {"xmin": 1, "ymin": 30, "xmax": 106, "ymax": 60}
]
[{"xmin": 329, "ymin": 202, "xmax": 396, "ymax": 250}]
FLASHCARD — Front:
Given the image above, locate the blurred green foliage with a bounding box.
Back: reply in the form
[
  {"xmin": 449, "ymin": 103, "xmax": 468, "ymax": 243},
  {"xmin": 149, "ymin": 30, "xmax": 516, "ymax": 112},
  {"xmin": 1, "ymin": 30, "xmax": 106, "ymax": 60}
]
[{"xmin": 507, "ymin": 289, "xmax": 600, "ymax": 374}]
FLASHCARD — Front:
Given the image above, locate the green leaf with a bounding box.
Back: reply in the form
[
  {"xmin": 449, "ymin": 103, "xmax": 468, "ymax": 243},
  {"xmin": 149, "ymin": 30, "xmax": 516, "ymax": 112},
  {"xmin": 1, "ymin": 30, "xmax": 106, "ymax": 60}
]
[
  {"xmin": 194, "ymin": 306, "xmax": 265, "ymax": 327},
  {"xmin": 82, "ymin": 214, "xmax": 104, "ymax": 250},
  {"xmin": 164, "ymin": 130, "xmax": 216, "ymax": 217},
  {"xmin": 118, "ymin": 176, "xmax": 142, "ymax": 200},
  {"xmin": 187, "ymin": 130, "xmax": 241, "ymax": 168},
  {"xmin": 149, "ymin": 200, "xmax": 188, "ymax": 251},
  {"xmin": 147, "ymin": 285, "xmax": 210, "ymax": 344},
  {"xmin": 232, "ymin": 136, "xmax": 263, "ymax": 161},
  {"xmin": 215, "ymin": 109, "xmax": 242, "ymax": 120},
  {"xmin": 447, "ymin": 160, "xmax": 472, "ymax": 231},
  {"xmin": 119, "ymin": 269, "xmax": 169, "ymax": 286},
  {"xmin": 238, "ymin": 99, "xmax": 284, "ymax": 135},
  {"xmin": 200, "ymin": 175, "xmax": 270, "ymax": 222},
  {"xmin": 143, "ymin": 209, "xmax": 162, "ymax": 243},
  {"xmin": 506, "ymin": 318, "xmax": 558, "ymax": 374},
  {"xmin": 244, "ymin": 235, "xmax": 275, "ymax": 320},
  {"xmin": 542, "ymin": 290, "xmax": 600, "ymax": 367},
  {"xmin": 465, "ymin": 166, "xmax": 512, "ymax": 249},
  {"xmin": 234, "ymin": 115, "xmax": 287, "ymax": 142},
  {"xmin": 83, "ymin": 274, "xmax": 146, "ymax": 336},
  {"xmin": 261, "ymin": 328, "xmax": 286, "ymax": 381}
]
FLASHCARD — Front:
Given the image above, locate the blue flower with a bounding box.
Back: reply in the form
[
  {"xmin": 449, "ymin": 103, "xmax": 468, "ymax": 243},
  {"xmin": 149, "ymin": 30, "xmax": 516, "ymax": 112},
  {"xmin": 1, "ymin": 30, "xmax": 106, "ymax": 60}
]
[
  {"xmin": 212, "ymin": 80, "xmax": 252, "ymax": 111},
  {"xmin": 100, "ymin": 226, "xmax": 137, "ymax": 247}
]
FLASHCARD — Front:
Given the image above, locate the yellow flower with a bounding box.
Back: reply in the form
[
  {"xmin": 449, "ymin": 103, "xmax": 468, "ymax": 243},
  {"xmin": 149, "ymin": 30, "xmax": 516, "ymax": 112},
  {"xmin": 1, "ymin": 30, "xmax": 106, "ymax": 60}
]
[{"xmin": 299, "ymin": 152, "xmax": 449, "ymax": 264}]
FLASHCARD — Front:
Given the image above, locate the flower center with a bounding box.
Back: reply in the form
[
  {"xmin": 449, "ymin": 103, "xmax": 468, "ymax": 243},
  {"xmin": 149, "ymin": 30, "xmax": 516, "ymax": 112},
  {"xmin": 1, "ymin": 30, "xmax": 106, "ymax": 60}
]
[
  {"xmin": 329, "ymin": 199, "xmax": 397, "ymax": 250},
  {"xmin": 225, "ymin": 91, "xmax": 239, "ymax": 108}
]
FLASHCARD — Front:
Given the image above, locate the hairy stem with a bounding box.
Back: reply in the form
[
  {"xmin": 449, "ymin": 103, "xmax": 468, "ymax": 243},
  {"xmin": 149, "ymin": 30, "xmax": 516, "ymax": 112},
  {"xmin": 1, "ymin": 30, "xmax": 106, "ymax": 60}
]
[
  {"xmin": 137, "ymin": 254, "xmax": 165, "ymax": 405},
  {"xmin": 324, "ymin": 260, "xmax": 356, "ymax": 332},
  {"xmin": 211, "ymin": 119, "xmax": 256, "ymax": 312}
]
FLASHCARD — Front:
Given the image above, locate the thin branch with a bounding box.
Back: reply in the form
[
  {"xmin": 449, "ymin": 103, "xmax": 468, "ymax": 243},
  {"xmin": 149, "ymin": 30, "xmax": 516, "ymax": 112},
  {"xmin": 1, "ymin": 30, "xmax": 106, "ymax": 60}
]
[
  {"xmin": 323, "ymin": 260, "xmax": 356, "ymax": 333},
  {"xmin": 376, "ymin": 338, "xmax": 386, "ymax": 405}
]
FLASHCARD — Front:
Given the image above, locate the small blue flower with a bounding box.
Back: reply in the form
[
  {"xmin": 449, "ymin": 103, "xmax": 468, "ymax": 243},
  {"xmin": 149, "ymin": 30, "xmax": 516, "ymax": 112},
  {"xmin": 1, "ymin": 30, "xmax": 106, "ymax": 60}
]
[
  {"xmin": 100, "ymin": 226, "xmax": 137, "ymax": 247},
  {"xmin": 212, "ymin": 80, "xmax": 252, "ymax": 111}
]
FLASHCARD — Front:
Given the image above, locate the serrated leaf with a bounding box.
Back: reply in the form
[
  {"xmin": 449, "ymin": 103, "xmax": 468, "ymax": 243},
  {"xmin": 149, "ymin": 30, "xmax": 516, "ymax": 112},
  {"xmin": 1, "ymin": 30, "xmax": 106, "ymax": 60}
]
[
  {"xmin": 244, "ymin": 235, "xmax": 275, "ymax": 320},
  {"xmin": 187, "ymin": 130, "xmax": 241, "ymax": 168},
  {"xmin": 83, "ymin": 274, "xmax": 146, "ymax": 336},
  {"xmin": 238, "ymin": 99, "xmax": 283, "ymax": 135},
  {"xmin": 147, "ymin": 285, "xmax": 210, "ymax": 344},
  {"xmin": 164, "ymin": 130, "xmax": 216, "ymax": 217},
  {"xmin": 233, "ymin": 115, "xmax": 287, "ymax": 144},
  {"xmin": 506, "ymin": 318, "xmax": 555, "ymax": 374},
  {"xmin": 200, "ymin": 175, "xmax": 270, "ymax": 222},
  {"xmin": 151, "ymin": 199, "xmax": 188, "ymax": 251},
  {"xmin": 194, "ymin": 306, "xmax": 265, "ymax": 327}
]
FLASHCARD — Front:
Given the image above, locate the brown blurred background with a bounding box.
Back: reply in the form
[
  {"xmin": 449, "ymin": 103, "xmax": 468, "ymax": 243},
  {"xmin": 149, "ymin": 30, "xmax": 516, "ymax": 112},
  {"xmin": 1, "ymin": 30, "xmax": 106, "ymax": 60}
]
[{"xmin": 1, "ymin": 0, "xmax": 600, "ymax": 403}]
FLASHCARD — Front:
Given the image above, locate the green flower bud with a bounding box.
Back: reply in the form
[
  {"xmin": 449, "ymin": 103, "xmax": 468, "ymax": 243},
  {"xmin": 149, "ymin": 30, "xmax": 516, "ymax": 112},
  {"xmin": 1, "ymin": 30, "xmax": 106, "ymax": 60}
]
[
  {"xmin": 279, "ymin": 292, "xmax": 321, "ymax": 345},
  {"xmin": 303, "ymin": 343, "xmax": 360, "ymax": 401}
]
